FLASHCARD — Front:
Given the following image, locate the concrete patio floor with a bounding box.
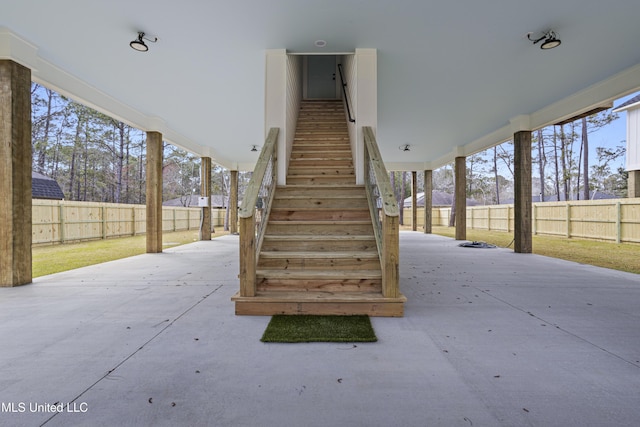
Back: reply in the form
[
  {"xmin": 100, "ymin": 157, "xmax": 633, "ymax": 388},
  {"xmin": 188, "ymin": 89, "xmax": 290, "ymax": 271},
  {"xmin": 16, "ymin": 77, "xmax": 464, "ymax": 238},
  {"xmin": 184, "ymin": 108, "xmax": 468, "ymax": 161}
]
[{"xmin": 1, "ymin": 232, "xmax": 639, "ymax": 427}]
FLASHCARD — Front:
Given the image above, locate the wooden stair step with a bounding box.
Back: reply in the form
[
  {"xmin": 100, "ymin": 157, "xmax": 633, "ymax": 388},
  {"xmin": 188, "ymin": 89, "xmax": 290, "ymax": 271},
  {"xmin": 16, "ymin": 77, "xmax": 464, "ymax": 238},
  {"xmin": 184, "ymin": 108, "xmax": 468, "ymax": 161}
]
[
  {"xmin": 286, "ymin": 176, "xmax": 356, "ymax": 185},
  {"xmin": 290, "ymin": 152, "xmax": 351, "ymax": 159},
  {"xmin": 287, "ymin": 168, "xmax": 354, "ymax": 176},
  {"xmin": 269, "ymin": 208, "xmax": 369, "ymax": 221},
  {"xmin": 256, "ymin": 279, "xmax": 382, "ymax": 294},
  {"xmin": 259, "ymin": 250, "xmax": 378, "ymax": 259},
  {"xmin": 272, "ymin": 198, "xmax": 367, "ymax": 209},
  {"xmin": 264, "ymin": 235, "xmax": 374, "ymax": 241},
  {"xmin": 275, "ymin": 193, "xmax": 366, "ymax": 199},
  {"xmin": 294, "ymin": 134, "xmax": 348, "ymax": 137},
  {"xmin": 258, "ymin": 251, "xmax": 380, "ymax": 270},
  {"xmin": 232, "ymin": 291, "xmax": 406, "ymax": 317},
  {"xmin": 292, "ymin": 141, "xmax": 349, "ymax": 146},
  {"xmin": 277, "ymin": 184, "xmax": 365, "ymax": 190},
  {"xmin": 266, "ymin": 220, "xmax": 373, "ymax": 236},
  {"xmin": 261, "ymin": 235, "xmax": 376, "ymax": 251},
  {"xmin": 289, "ymin": 157, "xmax": 352, "ymax": 162},
  {"xmin": 257, "ymin": 270, "xmax": 382, "ymax": 280}
]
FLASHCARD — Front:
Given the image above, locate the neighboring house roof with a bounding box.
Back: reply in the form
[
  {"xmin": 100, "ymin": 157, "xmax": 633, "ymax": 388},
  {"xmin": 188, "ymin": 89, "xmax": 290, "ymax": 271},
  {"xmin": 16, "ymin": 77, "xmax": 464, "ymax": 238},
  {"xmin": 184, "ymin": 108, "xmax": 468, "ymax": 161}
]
[
  {"xmin": 613, "ymin": 94, "xmax": 640, "ymax": 112},
  {"xmin": 163, "ymin": 194, "xmax": 232, "ymax": 208},
  {"xmin": 32, "ymin": 171, "xmax": 65, "ymax": 200},
  {"xmin": 404, "ymin": 192, "xmax": 478, "ymax": 208}
]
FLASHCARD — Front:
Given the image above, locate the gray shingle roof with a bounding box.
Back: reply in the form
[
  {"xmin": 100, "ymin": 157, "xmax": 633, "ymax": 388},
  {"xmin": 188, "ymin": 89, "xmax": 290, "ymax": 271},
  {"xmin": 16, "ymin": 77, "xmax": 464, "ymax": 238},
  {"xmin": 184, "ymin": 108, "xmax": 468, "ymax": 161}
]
[
  {"xmin": 613, "ymin": 94, "xmax": 640, "ymax": 111},
  {"xmin": 32, "ymin": 172, "xmax": 65, "ymax": 200}
]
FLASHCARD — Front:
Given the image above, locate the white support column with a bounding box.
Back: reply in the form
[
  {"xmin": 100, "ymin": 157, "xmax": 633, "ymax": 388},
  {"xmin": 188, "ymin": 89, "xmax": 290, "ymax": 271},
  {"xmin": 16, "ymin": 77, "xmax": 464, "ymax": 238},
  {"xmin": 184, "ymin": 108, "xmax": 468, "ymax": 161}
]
[
  {"xmin": 265, "ymin": 49, "xmax": 288, "ymax": 185},
  {"xmin": 353, "ymin": 48, "xmax": 377, "ymax": 185}
]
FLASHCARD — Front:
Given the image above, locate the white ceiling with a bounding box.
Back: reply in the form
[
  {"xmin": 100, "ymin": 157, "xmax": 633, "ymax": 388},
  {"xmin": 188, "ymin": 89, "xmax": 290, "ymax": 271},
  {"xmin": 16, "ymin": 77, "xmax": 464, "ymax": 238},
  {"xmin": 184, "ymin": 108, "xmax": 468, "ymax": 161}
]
[{"xmin": 2, "ymin": 0, "xmax": 640, "ymax": 170}]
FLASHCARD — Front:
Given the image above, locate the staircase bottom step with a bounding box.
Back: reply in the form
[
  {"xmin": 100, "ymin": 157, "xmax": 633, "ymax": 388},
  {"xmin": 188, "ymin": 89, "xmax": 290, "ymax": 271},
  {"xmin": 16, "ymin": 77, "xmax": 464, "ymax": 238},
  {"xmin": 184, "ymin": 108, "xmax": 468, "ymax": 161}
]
[{"xmin": 231, "ymin": 291, "xmax": 406, "ymax": 317}]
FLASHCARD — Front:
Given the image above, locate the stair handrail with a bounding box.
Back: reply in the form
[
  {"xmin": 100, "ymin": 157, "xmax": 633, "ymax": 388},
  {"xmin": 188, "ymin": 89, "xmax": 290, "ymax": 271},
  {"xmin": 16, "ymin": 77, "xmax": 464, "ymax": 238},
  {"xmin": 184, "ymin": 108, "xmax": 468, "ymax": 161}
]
[
  {"xmin": 337, "ymin": 64, "xmax": 356, "ymax": 123},
  {"xmin": 238, "ymin": 127, "xmax": 279, "ymax": 297},
  {"xmin": 363, "ymin": 126, "xmax": 400, "ymax": 298}
]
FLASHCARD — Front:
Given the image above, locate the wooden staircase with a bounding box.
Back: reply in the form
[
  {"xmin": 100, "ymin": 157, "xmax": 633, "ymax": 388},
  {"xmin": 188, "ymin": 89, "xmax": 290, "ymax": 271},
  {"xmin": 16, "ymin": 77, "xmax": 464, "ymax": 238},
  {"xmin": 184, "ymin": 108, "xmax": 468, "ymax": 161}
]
[{"xmin": 233, "ymin": 100, "xmax": 405, "ymax": 316}]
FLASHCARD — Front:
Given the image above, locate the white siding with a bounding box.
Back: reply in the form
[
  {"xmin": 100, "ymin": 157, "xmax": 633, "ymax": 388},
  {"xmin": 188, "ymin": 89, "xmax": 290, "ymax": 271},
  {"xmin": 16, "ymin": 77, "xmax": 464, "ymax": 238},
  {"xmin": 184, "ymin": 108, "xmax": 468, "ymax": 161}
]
[
  {"xmin": 627, "ymin": 107, "xmax": 640, "ymax": 171},
  {"xmin": 342, "ymin": 54, "xmax": 358, "ymax": 180},
  {"xmin": 341, "ymin": 49, "xmax": 378, "ymax": 184},
  {"xmin": 285, "ymin": 55, "xmax": 303, "ymax": 183},
  {"xmin": 265, "ymin": 49, "xmax": 302, "ymax": 185}
]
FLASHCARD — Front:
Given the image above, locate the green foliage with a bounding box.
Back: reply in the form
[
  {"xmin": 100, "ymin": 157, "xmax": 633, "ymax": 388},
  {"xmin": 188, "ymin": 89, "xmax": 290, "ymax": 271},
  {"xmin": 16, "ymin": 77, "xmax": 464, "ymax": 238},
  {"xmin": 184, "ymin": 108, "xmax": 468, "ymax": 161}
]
[
  {"xmin": 433, "ymin": 106, "xmax": 627, "ymax": 204},
  {"xmin": 31, "ymin": 83, "xmax": 245, "ymax": 206}
]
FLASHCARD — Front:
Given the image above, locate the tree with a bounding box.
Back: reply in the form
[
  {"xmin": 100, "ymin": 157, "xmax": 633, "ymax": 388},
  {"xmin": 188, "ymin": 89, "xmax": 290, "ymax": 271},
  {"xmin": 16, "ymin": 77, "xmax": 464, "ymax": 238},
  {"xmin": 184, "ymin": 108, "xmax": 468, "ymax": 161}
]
[
  {"xmin": 466, "ymin": 154, "xmax": 488, "ymax": 200},
  {"xmin": 576, "ymin": 111, "xmax": 618, "ymax": 199},
  {"xmin": 389, "ymin": 171, "xmax": 410, "ymax": 225},
  {"xmin": 30, "ymin": 83, "xmax": 208, "ymax": 205},
  {"xmin": 535, "ymin": 129, "xmax": 546, "ymax": 201},
  {"xmin": 591, "ymin": 145, "xmax": 627, "ymax": 197}
]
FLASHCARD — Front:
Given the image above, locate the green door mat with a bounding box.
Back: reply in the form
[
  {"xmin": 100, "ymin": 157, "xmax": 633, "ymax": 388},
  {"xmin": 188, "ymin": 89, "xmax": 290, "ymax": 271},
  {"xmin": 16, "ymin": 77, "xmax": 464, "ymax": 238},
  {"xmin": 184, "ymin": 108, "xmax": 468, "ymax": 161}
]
[{"xmin": 261, "ymin": 315, "xmax": 378, "ymax": 343}]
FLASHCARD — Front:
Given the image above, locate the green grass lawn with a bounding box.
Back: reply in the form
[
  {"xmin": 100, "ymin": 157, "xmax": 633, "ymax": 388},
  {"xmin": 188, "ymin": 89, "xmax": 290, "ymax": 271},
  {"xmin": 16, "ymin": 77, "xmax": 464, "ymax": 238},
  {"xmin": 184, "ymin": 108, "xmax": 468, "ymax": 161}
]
[
  {"xmin": 33, "ymin": 226, "xmax": 639, "ymax": 278},
  {"xmin": 421, "ymin": 225, "xmax": 640, "ymax": 275},
  {"xmin": 33, "ymin": 230, "xmax": 229, "ymax": 278}
]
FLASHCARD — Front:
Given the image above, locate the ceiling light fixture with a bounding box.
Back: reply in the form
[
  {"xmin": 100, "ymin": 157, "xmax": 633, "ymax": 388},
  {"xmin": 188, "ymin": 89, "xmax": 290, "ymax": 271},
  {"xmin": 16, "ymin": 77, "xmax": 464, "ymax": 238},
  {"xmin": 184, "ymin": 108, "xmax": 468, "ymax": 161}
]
[
  {"xmin": 399, "ymin": 144, "xmax": 411, "ymax": 152},
  {"xmin": 130, "ymin": 32, "xmax": 157, "ymax": 52},
  {"xmin": 314, "ymin": 40, "xmax": 327, "ymax": 48},
  {"xmin": 527, "ymin": 30, "xmax": 561, "ymax": 50},
  {"xmin": 250, "ymin": 145, "xmax": 259, "ymax": 152}
]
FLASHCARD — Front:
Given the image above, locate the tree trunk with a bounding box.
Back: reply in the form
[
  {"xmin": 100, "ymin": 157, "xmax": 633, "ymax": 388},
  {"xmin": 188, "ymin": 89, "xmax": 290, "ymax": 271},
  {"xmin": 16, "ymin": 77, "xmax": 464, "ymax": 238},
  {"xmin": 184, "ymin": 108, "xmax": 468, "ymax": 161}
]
[
  {"xmin": 114, "ymin": 121, "xmax": 125, "ymax": 203},
  {"xmin": 582, "ymin": 117, "xmax": 590, "ymax": 200},
  {"xmin": 537, "ymin": 129, "xmax": 545, "ymax": 202},
  {"xmin": 68, "ymin": 114, "xmax": 84, "ymax": 199},
  {"xmin": 83, "ymin": 126, "xmax": 89, "ymax": 201},
  {"xmin": 37, "ymin": 88, "xmax": 54, "ymax": 173},
  {"xmin": 493, "ymin": 147, "xmax": 500, "ymax": 204},
  {"xmin": 449, "ymin": 193, "xmax": 456, "ymax": 227},
  {"xmin": 560, "ymin": 124, "xmax": 569, "ymax": 201},
  {"xmin": 449, "ymin": 165, "xmax": 456, "ymax": 227},
  {"xmin": 138, "ymin": 150, "xmax": 144, "ymax": 204},
  {"xmin": 124, "ymin": 129, "xmax": 131, "ymax": 203},
  {"xmin": 553, "ymin": 126, "xmax": 560, "ymax": 201},
  {"xmin": 399, "ymin": 171, "xmax": 407, "ymax": 225}
]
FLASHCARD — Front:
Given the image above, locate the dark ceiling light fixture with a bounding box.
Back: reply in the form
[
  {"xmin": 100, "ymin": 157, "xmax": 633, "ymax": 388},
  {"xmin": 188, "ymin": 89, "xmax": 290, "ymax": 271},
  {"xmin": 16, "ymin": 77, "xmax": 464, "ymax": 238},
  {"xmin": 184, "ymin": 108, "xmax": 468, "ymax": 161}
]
[
  {"xmin": 250, "ymin": 145, "xmax": 259, "ymax": 152},
  {"xmin": 130, "ymin": 32, "xmax": 157, "ymax": 52},
  {"xmin": 527, "ymin": 30, "xmax": 561, "ymax": 50},
  {"xmin": 399, "ymin": 144, "xmax": 411, "ymax": 152}
]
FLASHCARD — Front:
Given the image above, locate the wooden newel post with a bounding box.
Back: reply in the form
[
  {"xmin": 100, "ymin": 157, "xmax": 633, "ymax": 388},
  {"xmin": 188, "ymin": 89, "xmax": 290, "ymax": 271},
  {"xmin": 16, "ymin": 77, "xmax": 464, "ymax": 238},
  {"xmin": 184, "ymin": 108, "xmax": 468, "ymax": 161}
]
[
  {"xmin": 239, "ymin": 213, "xmax": 256, "ymax": 297},
  {"xmin": 381, "ymin": 213, "xmax": 400, "ymax": 298},
  {"xmin": 230, "ymin": 170, "xmax": 239, "ymax": 234}
]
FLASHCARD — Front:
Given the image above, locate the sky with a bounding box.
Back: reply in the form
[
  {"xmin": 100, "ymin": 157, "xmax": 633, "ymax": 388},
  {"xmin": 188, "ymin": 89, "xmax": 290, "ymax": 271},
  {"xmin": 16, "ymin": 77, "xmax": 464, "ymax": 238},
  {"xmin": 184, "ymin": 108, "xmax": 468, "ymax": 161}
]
[
  {"xmin": 483, "ymin": 90, "xmax": 640, "ymax": 179},
  {"xmin": 589, "ymin": 90, "xmax": 639, "ymax": 170}
]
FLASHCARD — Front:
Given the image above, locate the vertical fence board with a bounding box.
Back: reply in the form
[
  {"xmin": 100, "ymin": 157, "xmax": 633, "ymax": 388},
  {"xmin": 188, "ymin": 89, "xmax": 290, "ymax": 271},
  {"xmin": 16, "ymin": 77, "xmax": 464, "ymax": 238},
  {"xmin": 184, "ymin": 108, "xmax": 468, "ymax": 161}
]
[
  {"xmin": 32, "ymin": 199, "xmax": 640, "ymax": 246},
  {"xmin": 33, "ymin": 201, "xmax": 203, "ymax": 245},
  {"xmin": 404, "ymin": 198, "xmax": 640, "ymax": 244}
]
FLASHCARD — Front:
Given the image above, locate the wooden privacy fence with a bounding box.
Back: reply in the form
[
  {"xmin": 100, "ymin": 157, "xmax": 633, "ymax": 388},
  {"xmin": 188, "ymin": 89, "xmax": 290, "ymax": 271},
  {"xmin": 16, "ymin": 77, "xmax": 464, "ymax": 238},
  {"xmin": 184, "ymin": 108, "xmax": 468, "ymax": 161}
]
[
  {"xmin": 405, "ymin": 198, "xmax": 640, "ymax": 244},
  {"xmin": 32, "ymin": 200, "xmax": 228, "ymax": 245}
]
